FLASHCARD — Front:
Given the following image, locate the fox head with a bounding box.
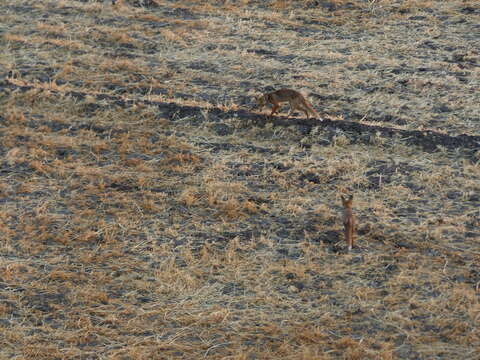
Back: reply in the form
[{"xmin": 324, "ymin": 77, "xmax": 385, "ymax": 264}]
[
  {"xmin": 341, "ymin": 194, "xmax": 353, "ymax": 208},
  {"xmin": 255, "ymin": 94, "xmax": 267, "ymax": 107}
]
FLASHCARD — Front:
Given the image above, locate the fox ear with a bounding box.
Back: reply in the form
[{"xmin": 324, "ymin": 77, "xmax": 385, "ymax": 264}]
[
  {"xmin": 349, "ymin": 194, "xmax": 354, "ymax": 201},
  {"xmin": 341, "ymin": 195, "xmax": 346, "ymax": 203}
]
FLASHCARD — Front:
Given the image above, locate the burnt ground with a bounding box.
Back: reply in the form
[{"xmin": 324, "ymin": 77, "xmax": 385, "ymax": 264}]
[{"xmin": 0, "ymin": 0, "xmax": 479, "ymax": 359}]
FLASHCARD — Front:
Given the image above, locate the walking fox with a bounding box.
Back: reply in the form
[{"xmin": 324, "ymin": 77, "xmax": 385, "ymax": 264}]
[
  {"xmin": 341, "ymin": 194, "xmax": 356, "ymax": 252},
  {"xmin": 255, "ymin": 89, "xmax": 321, "ymax": 120}
]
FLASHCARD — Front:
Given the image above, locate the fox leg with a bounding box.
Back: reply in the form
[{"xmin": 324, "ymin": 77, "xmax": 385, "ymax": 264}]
[
  {"xmin": 351, "ymin": 226, "xmax": 355, "ymax": 248},
  {"xmin": 344, "ymin": 227, "xmax": 351, "ymax": 251},
  {"xmin": 303, "ymin": 101, "xmax": 319, "ymax": 119},
  {"xmin": 284, "ymin": 101, "xmax": 296, "ymax": 117},
  {"xmin": 287, "ymin": 104, "xmax": 297, "ymax": 117},
  {"xmin": 299, "ymin": 104, "xmax": 310, "ymax": 119},
  {"xmin": 348, "ymin": 226, "xmax": 354, "ymax": 250},
  {"xmin": 303, "ymin": 107, "xmax": 310, "ymax": 119},
  {"xmin": 270, "ymin": 104, "xmax": 279, "ymax": 117}
]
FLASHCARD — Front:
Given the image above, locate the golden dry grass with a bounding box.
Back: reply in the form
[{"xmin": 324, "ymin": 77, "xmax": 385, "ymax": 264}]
[{"xmin": 0, "ymin": 0, "xmax": 479, "ymax": 359}]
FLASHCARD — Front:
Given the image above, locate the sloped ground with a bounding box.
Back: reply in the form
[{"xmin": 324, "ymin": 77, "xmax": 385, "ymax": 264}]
[{"xmin": 0, "ymin": 0, "xmax": 479, "ymax": 359}]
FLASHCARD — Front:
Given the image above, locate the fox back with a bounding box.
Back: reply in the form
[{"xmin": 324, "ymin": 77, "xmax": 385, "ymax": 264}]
[
  {"xmin": 270, "ymin": 89, "xmax": 304, "ymax": 102},
  {"xmin": 256, "ymin": 89, "xmax": 306, "ymax": 106}
]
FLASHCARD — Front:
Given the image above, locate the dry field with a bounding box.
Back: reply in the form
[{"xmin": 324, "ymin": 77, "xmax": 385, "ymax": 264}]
[{"xmin": 1, "ymin": 0, "xmax": 479, "ymax": 359}]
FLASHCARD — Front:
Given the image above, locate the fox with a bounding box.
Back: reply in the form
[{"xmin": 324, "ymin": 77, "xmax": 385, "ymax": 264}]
[
  {"xmin": 255, "ymin": 89, "xmax": 321, "ymax": 120},
  {"xmin": 341, "ymin": 194, "xmax": 356, "ymax": 252}
]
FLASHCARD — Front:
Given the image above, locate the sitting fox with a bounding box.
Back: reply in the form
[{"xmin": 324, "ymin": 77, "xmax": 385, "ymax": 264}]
[
  {"xmin": 341, "ymin": 194, "xmax": 356, "ymax": 252},
  {"xmin": 255, "ymin": 89, "xmax": 321, "ymax": 120}
]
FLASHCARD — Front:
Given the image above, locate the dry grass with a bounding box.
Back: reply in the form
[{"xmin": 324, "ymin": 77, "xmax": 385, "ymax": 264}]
[{"xmin": 0, "ymin": 0, "xmax": 479, "ymax": 359}]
